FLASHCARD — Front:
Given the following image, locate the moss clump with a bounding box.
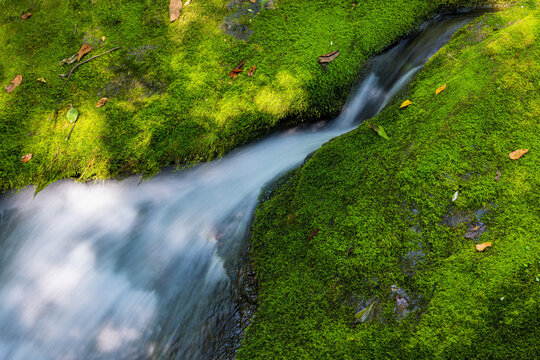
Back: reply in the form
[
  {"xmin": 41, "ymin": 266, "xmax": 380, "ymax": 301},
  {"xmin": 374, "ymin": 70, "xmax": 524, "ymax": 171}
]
[
  {"xmin": 240, "ymin": 2, "xmax": 540, "ymax": 358},
  {"xmin": 0, "ymin": 0, "xmax": 510, "ymax": 192}
]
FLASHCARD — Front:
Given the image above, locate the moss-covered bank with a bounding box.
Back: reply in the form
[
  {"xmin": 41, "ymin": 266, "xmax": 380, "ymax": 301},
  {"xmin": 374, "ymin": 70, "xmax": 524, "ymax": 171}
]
[
  {"xmin": 0, "ymin": 0, "xmax": 509, "ymax": 192},
  {"xmin": 241, "ymin": 2, "xmax": 539, "ymax": 358}
]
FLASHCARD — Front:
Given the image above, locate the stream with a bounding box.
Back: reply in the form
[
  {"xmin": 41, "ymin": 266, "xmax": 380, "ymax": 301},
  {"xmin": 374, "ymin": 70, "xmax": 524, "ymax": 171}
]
[{"xmin": 0, "ymin": 12, "xmax": 481, "ymax": 360}]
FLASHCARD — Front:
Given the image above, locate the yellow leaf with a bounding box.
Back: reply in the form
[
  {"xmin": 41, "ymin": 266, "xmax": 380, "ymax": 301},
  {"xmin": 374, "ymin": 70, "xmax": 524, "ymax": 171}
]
[
  {"xmin": 476, "ymin": 242, "xmax": 492, "ymax": 252},
  {"xmin": 37, "ymin": 78, "xmax": 46, "ymax": 83},
  {"xmin": 509, "ymin": 149, "xmax": 528, "ymax": 160},
  {"xmin": 399, "ymin": 100, "xmax": 412, "ymax": 109},
  {"xmin": 436, "ymin": 84, "xmax": 447, "ymax": 95}
]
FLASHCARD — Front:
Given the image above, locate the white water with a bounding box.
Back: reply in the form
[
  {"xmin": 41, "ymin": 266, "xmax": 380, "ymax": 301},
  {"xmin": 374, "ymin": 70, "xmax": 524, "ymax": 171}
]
[{"xmin": 0, "ymin": 13, "xmax": 479, "ymax": 360}]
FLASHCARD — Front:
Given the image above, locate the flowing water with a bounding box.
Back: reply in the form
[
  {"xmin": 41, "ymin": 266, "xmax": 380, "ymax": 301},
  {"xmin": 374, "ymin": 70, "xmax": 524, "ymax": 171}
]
[{"xmin": 0, "ymin": 12, "xmax": 481, "ymax": 360}]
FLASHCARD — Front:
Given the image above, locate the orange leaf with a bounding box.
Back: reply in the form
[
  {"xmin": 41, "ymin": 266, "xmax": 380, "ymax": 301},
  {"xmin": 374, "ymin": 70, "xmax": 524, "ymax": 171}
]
[
  {"xmin": 399, "ymin": 100, "xmax": 412, "ymax": 109},
  {"xmin": 21, "ymin": 154, "xmax": 33, "ymax": 163},
  {"xmin": 5, "ymin": 75, "xmax": 22, "ymax": 93},
  {"xmin": 248, "ymin": 65, "xmax": 257, "ymax": 77},
  {"xmin": 77, "ymin": 44, "xmax": 92, "ymax": 61},
  {"xmin": 436, "ymin": 84, "xmax": 447, "ymax": 95},
  {"xmin": 229, "ymin": 69, "xmax": 243, "ymax": 79},
  {"xmin": 476, "ymin": 242, "xmax": 492, "ymax": 252},
  {"xmin": 169, "ymin": 0, "xmax": 183, "ymax": 23},
  {"xmin": 21, "ymin": 13, "xmax": 32, "ymax": 20},
  {"xmin": 509, "ymin": 149, "xmax": 528, "ymax": 160},
  {"xmin": 96, "ymin": 97, "xmax": 108, "ymax": 108}
]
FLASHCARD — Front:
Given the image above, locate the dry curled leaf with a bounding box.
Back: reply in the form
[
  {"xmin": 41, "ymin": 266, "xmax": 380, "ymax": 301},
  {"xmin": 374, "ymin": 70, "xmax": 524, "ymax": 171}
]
[
  {"xmin": 77, "ymin": 44, "xmax": 92, "ymax": 61},
  {"xmin": 170, "ymin": 0, "xmax": 183, "ymax": 23},
  {"xmin": 5, "ymin": 75, "xmax": 22, "ymax": 93},
  {"xmin": 436, "ymin": 84, "xmax": 447, "ymax": 95},
  {"xmin": 399, "ymin": 100, "xmax": 412, "ymax": 109},
  {"xmin": 309, "ymin": 229, "xmax": 320, "ymax": 239},
  {"xmin": 96, "ymin": 97, "xmax": 108, "ymax": 108},
  {"xmin": 509, "ymin": 149, "xmax": 528, "ymax": 160},
  {"xmin": 249, "ymin": 0, "xmax": 256, "ymax": 3},
  {"xmin": 229, "ymin": 59, "xmax": 247, "ymax": 79},
  {"xmin": 476, "ymin": 242, "xmax": 492, "ymax": 252},
  {"xmin": 21, "ymin": 13, "xmax": 32, "ymax": 20},
  {"xmin": 247, "ymin": 65, "xmax": 257, "ymax": 77},
  {"xmin": 494, "ymin": 170, "xmax": 502, "ymax": 182},
  {"xmin": 21, "ymin": 154, "xmax": 33, "ymax": 163},
  {"xmin": 318, "ymin": 50, "xmax": 340, "ymax": 70}
]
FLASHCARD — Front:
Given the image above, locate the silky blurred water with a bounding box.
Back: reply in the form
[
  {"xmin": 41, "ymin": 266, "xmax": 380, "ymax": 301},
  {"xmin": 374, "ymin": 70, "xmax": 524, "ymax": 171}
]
[{"xmin": 0, "ymin": 12, "xmax": 480, "ymax": 360}]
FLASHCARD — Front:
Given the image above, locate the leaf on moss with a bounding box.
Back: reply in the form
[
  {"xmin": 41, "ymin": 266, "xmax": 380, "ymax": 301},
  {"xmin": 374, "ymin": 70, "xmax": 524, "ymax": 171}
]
[
  {"xmin": 5, "ymin": 75, "xmax": 22, "ymax": 93},
  {"xmin": 59, "ymin": 54, "xmax": 78, "ymax": 66},
  {"xmin": 37, "ymin": 78, "xmax": 46, "ymax": 83},
  {"xmin": 494, "ymin": 170, "xmax": 501, "ymax": 182},
  {"xmin": 318, "ymin": 50, "xmax": 339, "ymax": 70},
  {"xmin": 229, "ymin": 59, "xmax": 247, "ymax": 79},
  {"xmin": 452, "ymin": 191, "xmax": 459, "ymax": 202},
  {"xmin": 21, "ymin": 13, "xmax": 32, "ymax": 20},
  {"xmin": 309, "ymin": 229, "xmax": 320, "ymax": 239},
  {"xmin": 21, "ymin": 154, "xmax": 33, "ymax": 163},
  {"xmin": 509, "ymin": 149, "xmax": 528, "ymax": 160},
  {"xmin": 476, "ymin": 242, "xmax": 492, "ymax": 252},
  {"xmin": 368, "ymin": 123, "xmax": 389, "ymax": 140},
  {"xmin": 77, "ymin": 44, "xmax": 92, "ymax": 61},
  {"xmin": 96, "ymin": 97, "xmax": 108, "ymax": 108},
  {"xmin": 354, "ymin": 302, "xmax": 375, "ymax": 323},
  {"xmin": 170, "ymin": 0, "xmax": 183, "ymax": 23},
  {"xmin": 248, "ymin": 65, "xmax": 257, "ymax": 77},
  {"xmin": 436, "ymin": 84, "xmax": 447, "ymax": 95},
  {"xmin": 67, "ymin": 107, "xmax": 79, "ymax": 123},
  {"xmin": 399, "ymin": 100, "xmax": 412, "ymax": 109}
]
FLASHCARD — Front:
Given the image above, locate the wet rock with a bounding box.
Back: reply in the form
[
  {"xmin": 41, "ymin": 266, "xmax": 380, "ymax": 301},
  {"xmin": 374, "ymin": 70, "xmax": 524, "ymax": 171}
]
[
  {"xmin": 441, "ymin": 208, "xmax": 488, "ymax": 228},
  {"xmin": 464, "ymin": 222, "xmax": 487, "ymax": 240},
  {"xmin": 401, "ymin": 250, "xmax": 426, "ymax": 277},
  {"xmin": 222, "ymin": 0, "xmax": 276, "ymax": 40}
]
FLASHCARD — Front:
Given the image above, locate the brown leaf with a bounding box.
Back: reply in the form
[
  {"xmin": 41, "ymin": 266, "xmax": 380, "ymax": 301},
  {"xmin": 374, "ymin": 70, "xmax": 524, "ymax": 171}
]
[
  {"xmin": 21, "ymin": 154, "xmax": 33, "ymax": 163},
  {"xmin": 170, "ymin": 0, "xmax": 183, "ymax": 23},
  {"xmin": 229, "ymin": 69, "xmax": 243, "ymax": 79},
  {"xmin": 5, "ymin": 75, "xmax": 22, "ymax": 93},
  {"xmin": 21, "ymin": 13, "xmax": 32, "ymax": 20},
  {"xmin": 436, "ymin": 84, "xmax": 447, "ymax": 95},
  {"xmin": 247, "ymin": 65, "xmax": 257, "ymax": 77},
  {"xmin": 476, "ymin": 242, "xmax": 492, "ymax": 252},
  {"xmin": 96, "ymin": 97, "xmax": 108, "ymax": 108},
  {"xmin": 509, "ymin": 149, "xmax": 528, "ymax": 160},
  {"xmin": 399, "ymin": 100, "xmax": 412, "ymax": 109},
  {"xmin": 494, "ymin": 170, "xmax": 502, "ymax": 182},
  {"xmin": 77, "ymin": 44, "xmax": 92, "ymax": 61},
  {"xmin": 309, "ymin": 229, "xmax": 320, "ymax": 239},
  {"xmin": 318, "ymin": 50, "xmax": 340, "ymax": 70}
]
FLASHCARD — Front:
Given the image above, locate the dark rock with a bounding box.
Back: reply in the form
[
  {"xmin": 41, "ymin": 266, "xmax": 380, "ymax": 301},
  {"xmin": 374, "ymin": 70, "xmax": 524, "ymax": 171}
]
[{"xmin": 464, "ymin": 222, "xmax": 487, "ymax": 240}]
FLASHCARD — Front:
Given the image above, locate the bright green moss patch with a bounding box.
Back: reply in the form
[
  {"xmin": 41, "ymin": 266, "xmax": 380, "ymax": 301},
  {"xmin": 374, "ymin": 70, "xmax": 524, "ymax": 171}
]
[
  {"xmin": 241, "ymin": 2, "xmax": 539, "ymax": 358},
  {"xmin": 0, "ymin": 0, "xmax": 511, "ymax": 192}
]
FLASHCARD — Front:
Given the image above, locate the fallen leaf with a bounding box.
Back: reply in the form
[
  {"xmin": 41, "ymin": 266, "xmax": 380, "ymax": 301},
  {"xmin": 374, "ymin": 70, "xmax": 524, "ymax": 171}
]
[
  {"xmin": 354, "ymin": 302, "xmax": 375, "ymax": 323},
  {"xmin": 67, "ymin": 107, "xmax": 79, "ymax": 123},
  {"xmin": 59, "ymin": 54, "xmax": 78, "ymax": 66},
  {"xmin": 37, "ymin": 78, "xmax": 46, "ymax": 83},
  {"xmin": 229, "ymin": 59, "xmax": 247, "ymax": 79},
  {"xmin": 476, "ymin": 242, "xmax": 492, "ymax": 252},
  {"xmin": 229, "ymin": 69, "xmax": 243, "ymax": 79},
  {"xmin": 249, "ymin": 0, "xmax": 256, "ymax": 3},
  {"xmin": 21, "ymin": 154, "xmax": 33, "ymax": 163},
  {"xmin": 247, "ymin": 65, "xmax": 257, "ymax": 77},
  {"xmin": 96, "ymin": 97, "xmax": 108, "ymax": 108},
  {"xmin": 5, "ymin": 75, "xmax": 22, "ymax": 93},
  {"xmin": 452, "ymin": 191, "xmax": 459, "ymax": 202},
  {"xmin": 399, "ymin": 100, "xmax": 412, "ymax": 109},
  {"xmin": 309, "ymin": 229, "xmax": 320, "ymax": 239},
  {"xmin": 77, "ymin": 43, "xmax": 92, "ymax": 61},
  {"xmin": 170, "ymin": 0, "xmax": 183, "ymax": 23},
  {"xmin": 368, "ymin": 123, "xmax": 389, "ymax": 140},
  {"xmin": 509, "ymin": 149, "xmax": 528, "ymax": 160},
  {"xmin": 21, "ymin": 13, "xmax": 32, "ymax": 20},
  {"xmin": 318, "ymin": 50, "xmax": 340, "ymax": 70},
  {"xmin": 494, "ymin": 170, "xmax": 501, "ymax": 182},
  {"xmin": 436, "ymin": 84, "xmax": 447, "ymax": 95},
  {"xmin": 101, "ymin": 36, "xmax": 106, "ymax": 43}
]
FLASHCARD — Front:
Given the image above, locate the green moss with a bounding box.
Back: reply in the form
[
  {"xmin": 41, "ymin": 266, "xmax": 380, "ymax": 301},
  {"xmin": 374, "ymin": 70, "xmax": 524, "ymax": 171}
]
[
  {"xmin": 0, "ymin": 0, "xmax": 511, "ymax": 192},
  {"xmin": 240, "ymin": 2, "xmax": 540, "ymax": 358}
]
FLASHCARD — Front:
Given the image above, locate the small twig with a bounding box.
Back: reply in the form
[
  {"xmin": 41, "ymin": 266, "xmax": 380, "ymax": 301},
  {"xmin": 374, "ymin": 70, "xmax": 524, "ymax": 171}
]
[
  {"xmin": 60, "ymin": 46, "xmax": 121, "ymax": 90},
  {"xmin": 66, "ymin": 120, "xmax": 77, "ymax": 141}
]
